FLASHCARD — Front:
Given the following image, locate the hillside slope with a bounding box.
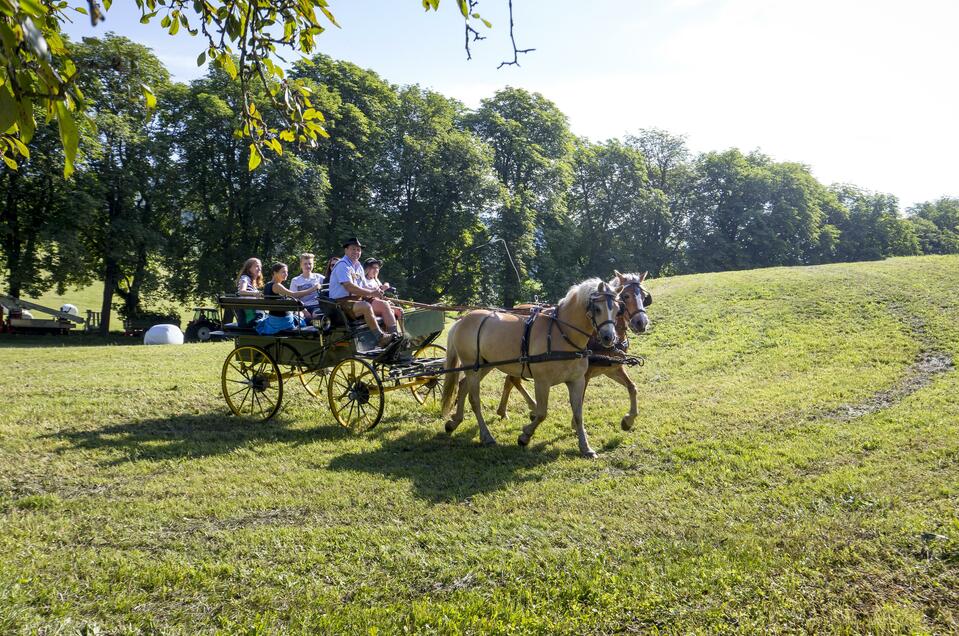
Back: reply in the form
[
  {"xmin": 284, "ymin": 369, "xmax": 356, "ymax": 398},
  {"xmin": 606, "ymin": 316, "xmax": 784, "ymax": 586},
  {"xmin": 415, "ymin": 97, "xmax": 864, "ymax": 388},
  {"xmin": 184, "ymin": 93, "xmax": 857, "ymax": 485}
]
[{"xmin": 1, "ymin": 255, "xmax": 957, "ymax": 633}]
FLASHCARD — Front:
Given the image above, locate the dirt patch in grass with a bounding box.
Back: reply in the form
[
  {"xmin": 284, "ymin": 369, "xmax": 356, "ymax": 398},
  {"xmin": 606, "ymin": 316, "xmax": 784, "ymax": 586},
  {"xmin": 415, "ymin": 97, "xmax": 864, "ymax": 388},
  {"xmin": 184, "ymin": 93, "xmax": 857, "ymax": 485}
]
[{"xmin": 825, "ymin": 306, "xmax": 954, "ymax": 422}]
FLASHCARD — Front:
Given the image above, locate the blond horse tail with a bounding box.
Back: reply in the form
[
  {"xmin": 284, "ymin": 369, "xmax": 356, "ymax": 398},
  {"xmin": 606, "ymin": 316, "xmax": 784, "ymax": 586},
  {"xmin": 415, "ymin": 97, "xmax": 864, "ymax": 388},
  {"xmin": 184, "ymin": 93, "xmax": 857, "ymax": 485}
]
[{"xmin": 440, "ymin": 322, "xmax": 462, "ymax": 417}]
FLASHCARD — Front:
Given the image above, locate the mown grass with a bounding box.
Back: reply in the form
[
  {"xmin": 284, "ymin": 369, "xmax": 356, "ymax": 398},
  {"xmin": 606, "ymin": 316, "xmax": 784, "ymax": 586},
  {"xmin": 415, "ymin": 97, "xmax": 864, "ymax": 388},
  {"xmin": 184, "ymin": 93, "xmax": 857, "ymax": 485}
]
[{"xmin": 1, "ymin": 256, "xmax": 957, "ymax": 634}]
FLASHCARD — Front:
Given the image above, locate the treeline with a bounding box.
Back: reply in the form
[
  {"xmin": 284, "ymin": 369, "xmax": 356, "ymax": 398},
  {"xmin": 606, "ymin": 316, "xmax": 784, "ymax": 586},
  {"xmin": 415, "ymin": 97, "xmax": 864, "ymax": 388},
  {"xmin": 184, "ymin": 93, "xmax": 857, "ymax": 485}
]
[{"xmin": 3, "ymin": 35, "xmax": 957, "ymax": 333}]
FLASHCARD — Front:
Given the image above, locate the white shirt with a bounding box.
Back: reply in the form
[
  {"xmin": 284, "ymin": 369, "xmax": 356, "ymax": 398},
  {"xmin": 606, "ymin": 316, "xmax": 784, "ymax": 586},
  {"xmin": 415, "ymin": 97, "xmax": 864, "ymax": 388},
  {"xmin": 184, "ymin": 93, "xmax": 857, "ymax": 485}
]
[
  {"xmin": 237, "ymin": 274, "xmax": 255, "ymax": 293},
  {"xmin": 328, "ymin": 258, "xmax": 365, "ymax": 300},
  {"xmin": 289, "ymin": 272, "xmax": 323, "ymax": 306}
]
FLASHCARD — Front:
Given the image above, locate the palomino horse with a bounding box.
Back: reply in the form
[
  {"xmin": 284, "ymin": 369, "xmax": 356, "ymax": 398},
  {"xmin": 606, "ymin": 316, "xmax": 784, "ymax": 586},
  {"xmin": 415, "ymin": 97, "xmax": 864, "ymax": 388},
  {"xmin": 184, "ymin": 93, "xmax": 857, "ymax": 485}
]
[
  {"xmin": 496, "ymin": 271, "xmax": 652, "ymax": 431},
  {"xmin": 440, "ymin": 279, "xmax": 620, "ymax": 458}
]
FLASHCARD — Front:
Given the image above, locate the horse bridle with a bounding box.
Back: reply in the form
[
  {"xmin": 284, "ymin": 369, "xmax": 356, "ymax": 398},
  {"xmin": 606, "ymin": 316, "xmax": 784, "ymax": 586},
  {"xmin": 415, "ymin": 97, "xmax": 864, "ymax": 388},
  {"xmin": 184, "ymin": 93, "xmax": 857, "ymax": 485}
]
[
  {"xmin": 587, "ymin": 290, "xmax": 620, "ymax": 333},
  {"xmin": 618, "ymin": 281, "xmax": 651, "ymax": 323}
]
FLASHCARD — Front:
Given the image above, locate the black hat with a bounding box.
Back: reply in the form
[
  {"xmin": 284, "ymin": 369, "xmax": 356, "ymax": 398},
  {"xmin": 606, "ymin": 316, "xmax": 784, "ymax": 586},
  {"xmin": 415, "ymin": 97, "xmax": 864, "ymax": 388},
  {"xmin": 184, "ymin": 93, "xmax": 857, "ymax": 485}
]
[
  {"xmin": 363, "ymin": 257, "xmax": 382, "ymax": 268},
  {"xmin": 342, "ymin": 237, "xmax": 364, "ymax": 248}
]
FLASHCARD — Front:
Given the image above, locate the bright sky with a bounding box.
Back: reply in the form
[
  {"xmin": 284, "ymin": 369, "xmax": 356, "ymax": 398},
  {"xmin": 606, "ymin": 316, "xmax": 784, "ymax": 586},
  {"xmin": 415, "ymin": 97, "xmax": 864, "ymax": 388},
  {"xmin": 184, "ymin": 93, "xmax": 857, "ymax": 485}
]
[{"xmin": 63, "ymin": 0, "xmax": 959, "ymax": 209}]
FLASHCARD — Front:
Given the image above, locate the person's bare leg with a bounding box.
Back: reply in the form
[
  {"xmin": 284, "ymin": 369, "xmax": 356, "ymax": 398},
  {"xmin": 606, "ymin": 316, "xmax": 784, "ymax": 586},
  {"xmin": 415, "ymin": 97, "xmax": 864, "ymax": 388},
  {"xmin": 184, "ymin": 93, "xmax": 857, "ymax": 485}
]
[
  {"xmin": 354, "ymin": 301, "xmax": 390, "ymax": 345},
  {"xmin": 371, "ymin": 299, "xmax": 397, "ymax": 333}
]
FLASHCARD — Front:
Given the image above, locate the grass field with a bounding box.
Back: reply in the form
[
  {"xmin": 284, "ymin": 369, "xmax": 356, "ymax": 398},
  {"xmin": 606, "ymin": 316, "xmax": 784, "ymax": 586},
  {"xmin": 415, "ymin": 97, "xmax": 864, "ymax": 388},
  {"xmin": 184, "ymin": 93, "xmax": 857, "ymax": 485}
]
[{"xmin": 1, "ymin": 256, "xmax": 957, "ymax": 634}]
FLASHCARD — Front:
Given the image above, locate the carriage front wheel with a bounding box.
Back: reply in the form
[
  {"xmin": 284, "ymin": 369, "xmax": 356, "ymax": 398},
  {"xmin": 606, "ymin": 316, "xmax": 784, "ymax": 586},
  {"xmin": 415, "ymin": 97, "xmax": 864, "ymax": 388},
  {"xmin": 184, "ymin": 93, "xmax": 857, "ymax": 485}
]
[
  {"xmin": 221, "ymin": 345, "xmax": 283, "ymax": 420},
  {"xmin": 411, "ymin": 344, "xmax": 446, "ymax": 406},
  {"xmin": 327, "ymin": 357, "xmax": 384, "ymax": 432}
]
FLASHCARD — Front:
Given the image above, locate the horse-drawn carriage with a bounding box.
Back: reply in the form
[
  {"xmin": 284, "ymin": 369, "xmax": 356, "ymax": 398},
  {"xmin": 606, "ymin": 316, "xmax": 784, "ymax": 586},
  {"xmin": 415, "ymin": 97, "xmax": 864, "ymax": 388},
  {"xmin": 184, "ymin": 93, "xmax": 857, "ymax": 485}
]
[
  {"xmin": 213, "ymin": 271, "xmax": 652, "ymax": 458},
  {"xmin": 214, "ymin": 295, "xmax": 447, "ymax": 430}
]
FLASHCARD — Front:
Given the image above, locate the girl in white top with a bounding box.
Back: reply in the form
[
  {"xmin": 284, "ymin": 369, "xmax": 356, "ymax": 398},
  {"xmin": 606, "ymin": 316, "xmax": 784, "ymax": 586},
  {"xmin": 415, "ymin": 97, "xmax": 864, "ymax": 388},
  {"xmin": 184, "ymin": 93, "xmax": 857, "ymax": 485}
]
[{"xmin": 236, "ymin": 257, "xmax": 263, "ymax": 296}]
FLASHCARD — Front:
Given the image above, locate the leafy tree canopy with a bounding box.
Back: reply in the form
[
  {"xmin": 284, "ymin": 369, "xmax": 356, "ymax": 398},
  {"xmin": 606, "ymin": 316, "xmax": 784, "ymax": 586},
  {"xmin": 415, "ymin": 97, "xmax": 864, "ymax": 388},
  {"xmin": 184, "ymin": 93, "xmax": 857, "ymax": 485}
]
[{"xmin": 0, "ymin": 0, "xmax": 501, "ymax": 175}]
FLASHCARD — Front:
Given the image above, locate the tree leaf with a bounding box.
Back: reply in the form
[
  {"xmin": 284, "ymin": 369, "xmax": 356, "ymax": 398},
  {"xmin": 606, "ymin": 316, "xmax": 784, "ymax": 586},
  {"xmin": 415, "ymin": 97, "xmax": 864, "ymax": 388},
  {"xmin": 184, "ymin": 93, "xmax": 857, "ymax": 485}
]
[
  {"xmin": 141, "ymin": 83, "xmax": 157, "ymax": 109},
  {"xmin": 220, "ymin": 54, "xmax": 238, "ymax": 80},
  {"xmin": 140, "ymin": 11, "xmax": 157, "ymax": 23},
  {"xmin": 10, "ymin": 135, "xmax": 29, "ymax": 159},
  {"xmin": 196, "ymin": 51, "xmax": 206, "ymax": 66},
  {"xmin": 55, "ymin": 101, "xmax": 77, "ymax": 178},
  {"xmin": 458, "ymin": 0, "xmax": 468, "ymax": 17},
  {"xmin": 18, "ymin": 0, "xmax": 44, "ymax": 18},
  {"xmin": 0, "ymin": 84, "xmax": 17, "ymax": 133},
  {"xmin": 248, "ymin": 143, "xmax": 261, "ymax": 170}
]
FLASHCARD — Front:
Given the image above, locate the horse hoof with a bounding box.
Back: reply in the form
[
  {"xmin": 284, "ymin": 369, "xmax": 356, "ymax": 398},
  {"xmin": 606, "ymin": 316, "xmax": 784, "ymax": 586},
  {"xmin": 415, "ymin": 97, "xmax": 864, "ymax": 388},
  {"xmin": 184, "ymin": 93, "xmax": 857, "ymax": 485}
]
[
  {"xmin": 481, "ymin": 437, "xmax": 498, "ymax": 447},
  {"xmin": 582, "ymin": 449, "xmax": 599, "ymax": 459},
  {"xmin": 518, "ymin": 433, "xmax": 530, "ymax": 446},
  {"xmin": 620, "ymin": 417, "xmax": 634, "ymax": 431},
  {"xmin": 496, "ymin": 409, "xmax": 507, "ymax": 419},
  {"xmin": 444, "ymin": 420, "xmax": 458, "ymax": 434}
]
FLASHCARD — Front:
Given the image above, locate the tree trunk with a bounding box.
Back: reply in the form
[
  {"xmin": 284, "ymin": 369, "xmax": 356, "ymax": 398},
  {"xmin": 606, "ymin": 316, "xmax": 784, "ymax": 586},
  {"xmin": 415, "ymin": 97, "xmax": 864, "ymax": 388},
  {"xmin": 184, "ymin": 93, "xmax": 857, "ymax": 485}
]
[
  {"xmin": 100, "ymin": 257, "xmax": 119, "ymax": 335},
  {"xmin": 1, "ymin": 172, "xmax": 22, "ymax": 297}
]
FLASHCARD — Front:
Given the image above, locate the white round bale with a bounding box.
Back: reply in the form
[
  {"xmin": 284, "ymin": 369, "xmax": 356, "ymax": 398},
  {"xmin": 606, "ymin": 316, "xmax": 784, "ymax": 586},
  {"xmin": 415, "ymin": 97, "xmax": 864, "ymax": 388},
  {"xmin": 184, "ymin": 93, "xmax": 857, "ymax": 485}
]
[
  {"xmin": 60, "ymin": 303, "xmax": 79, "ymax": 316},
  {"xmin": 143, "ymin": 324, "xmax": 184, "ymax": 345}
]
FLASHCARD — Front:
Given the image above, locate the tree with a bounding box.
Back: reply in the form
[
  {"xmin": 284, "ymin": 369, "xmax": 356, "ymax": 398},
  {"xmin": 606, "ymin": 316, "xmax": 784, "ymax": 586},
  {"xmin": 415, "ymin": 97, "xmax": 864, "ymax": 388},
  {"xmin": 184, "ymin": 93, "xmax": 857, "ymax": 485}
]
[
  {"xmin": 566, "ymin": 138, "xmax": 672, "ymax": 280},
  {"xmin": 291, "ymin": 54, "xmax": 398, "ymax": 257},
  {"xmin": 0, "ymin": 0, "xmax": 511, "ymax": 174},
  {"xmin": 467, "ymin": 87, "xmax": 572, "ymax": 305},
  {"xmin": 627, "ymin": 128, "xmax": 694, "ymax": 274},
  {"xmin": 683, "ymin": 150, "xmax": 832, "ymax": 273},
  {"xmin": 908, "ymin": 197, "xmax": 959, "ymax": 255},
  {"xmin": 374, "ymin": 85, "xmax": 498, "ymax": 303},
  {"xmin": 70, "ymin": 35, "xmax": 174, "ymax": 333},
  {"xmin": 0, "ymin": 115, "xmax": 92, "ymax": 297},
  {"xmin": 165, "ymin": 67, "xmax": 329, "ymax": 302},
  {"xmin": 831, "ymin": 185, "xmax": 920, "ymax": 261}
]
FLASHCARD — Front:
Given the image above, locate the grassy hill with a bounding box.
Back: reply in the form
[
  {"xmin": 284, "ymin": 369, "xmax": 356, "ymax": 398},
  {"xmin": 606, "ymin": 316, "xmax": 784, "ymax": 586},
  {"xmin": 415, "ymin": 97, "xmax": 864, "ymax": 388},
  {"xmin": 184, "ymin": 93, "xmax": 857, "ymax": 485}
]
[{"xmin": 1, "ymin": 255, "xmax": 957, "ymax": 634}]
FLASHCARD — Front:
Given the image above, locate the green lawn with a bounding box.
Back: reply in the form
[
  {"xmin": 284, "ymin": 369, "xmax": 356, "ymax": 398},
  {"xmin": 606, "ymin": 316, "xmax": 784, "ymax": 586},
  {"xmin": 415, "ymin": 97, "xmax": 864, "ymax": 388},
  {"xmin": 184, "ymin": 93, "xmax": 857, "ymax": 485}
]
[{"xmin": 1, "ymin": 256, "xmax": 957, "ymax": 634}]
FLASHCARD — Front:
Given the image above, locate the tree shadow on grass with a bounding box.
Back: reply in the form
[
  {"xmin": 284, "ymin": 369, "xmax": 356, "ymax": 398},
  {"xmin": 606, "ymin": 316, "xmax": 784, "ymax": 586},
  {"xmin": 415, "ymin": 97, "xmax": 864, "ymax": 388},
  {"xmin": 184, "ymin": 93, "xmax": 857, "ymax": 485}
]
[
  {"xmin": 327, "ymin": 426, "xmax": 566, "ymax": 503},
  {"xmin": 43, "ymin": 413, "xmax": 353, "ymax": 466}
]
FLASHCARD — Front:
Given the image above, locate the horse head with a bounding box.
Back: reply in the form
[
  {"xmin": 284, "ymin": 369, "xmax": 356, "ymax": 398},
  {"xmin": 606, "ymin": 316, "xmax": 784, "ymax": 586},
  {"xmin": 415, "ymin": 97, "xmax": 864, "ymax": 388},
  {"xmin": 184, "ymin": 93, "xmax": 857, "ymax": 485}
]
[
  {"xmin": 612, "ymin": 270, "xmax": 652, "ymax": 335},
  {"xmin": 587, "ymin": 280, "xmax": 620, "ymax": 349}
]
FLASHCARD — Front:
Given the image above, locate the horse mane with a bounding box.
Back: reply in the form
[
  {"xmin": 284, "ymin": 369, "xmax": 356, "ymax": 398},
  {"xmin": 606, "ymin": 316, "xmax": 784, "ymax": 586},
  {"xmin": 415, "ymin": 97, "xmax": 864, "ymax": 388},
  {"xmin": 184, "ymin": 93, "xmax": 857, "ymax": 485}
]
[
  {"xmin": 559, "ymin": 277, "xmax": 604, "ymax": 308},
  {"xmin": 608, "ymin": 272, "xmax": 645, "ymax": 291}
]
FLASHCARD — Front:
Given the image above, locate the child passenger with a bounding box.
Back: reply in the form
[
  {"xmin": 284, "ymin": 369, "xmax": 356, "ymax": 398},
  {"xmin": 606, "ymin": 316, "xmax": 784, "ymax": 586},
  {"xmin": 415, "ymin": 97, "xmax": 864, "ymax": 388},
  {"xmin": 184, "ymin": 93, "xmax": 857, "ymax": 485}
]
[
  {"xmin": 289, "ymin": 252, "xmax": 323, "ymax": 317},
  {"xmin": 236, "ymin": 257, "xmax": 263, "ymax": 296},
  {"xmin": 255, "ymin": 262, "xmax": 321, "ymax": 335},
  {"xmin": 362, "ymin": 257, "xmax": 404, "ymax": 334},
  {"xmin": 235, "ymin": 257, "xmax": 263, "ymax": 327}
]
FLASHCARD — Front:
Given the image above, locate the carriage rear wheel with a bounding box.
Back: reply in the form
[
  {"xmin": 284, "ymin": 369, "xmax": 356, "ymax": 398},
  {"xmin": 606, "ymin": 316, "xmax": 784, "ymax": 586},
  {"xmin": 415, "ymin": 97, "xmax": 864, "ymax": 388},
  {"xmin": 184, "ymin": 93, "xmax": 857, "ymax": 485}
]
[
  {"xmin": 221, "ymin": 345, "xmax": 283, "ymax": 420},
  {"xmin": 411, "ymin": 344, "xmax": 446, "ymax": 406},
  {"xmin": 327, "ymin": 357, "xmax": 384, "ymax": 432},
  {"xmin": 272, "ymin": 342, "xmax": 327, "ymax": 398},
  {"xmin": 299, "ymin": 367, "xmax": 329, "ymax": 398}
]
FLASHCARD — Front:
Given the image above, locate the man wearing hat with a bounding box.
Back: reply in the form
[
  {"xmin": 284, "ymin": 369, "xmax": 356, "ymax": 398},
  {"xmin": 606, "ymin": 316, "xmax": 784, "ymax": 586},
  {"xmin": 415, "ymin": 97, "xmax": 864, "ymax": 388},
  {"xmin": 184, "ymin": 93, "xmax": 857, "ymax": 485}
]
[{"xmin": 328, "ymin": 237, "xmax": 398, "ymax": 347}]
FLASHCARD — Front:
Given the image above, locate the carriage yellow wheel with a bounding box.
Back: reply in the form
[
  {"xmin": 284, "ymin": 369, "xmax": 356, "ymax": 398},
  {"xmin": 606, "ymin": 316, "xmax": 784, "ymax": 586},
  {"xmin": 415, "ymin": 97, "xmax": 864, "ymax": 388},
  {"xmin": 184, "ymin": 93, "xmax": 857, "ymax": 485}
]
[
  {"xmin": 411, "ymin": 344, "xmax": 446, "ymax": 405},
  {"xmin": 299, "ymin": 367, "xmax": 329, "ymax": 398},
  {"xmin": 271, "ymin": 342, "xmax": 327, "ymax": 398},
  {"xmin": 327, "ymin": 357, "xmax": 384, "ymax": 432},
  {"xmin": 221, "ymin": 346, "xmax": 283, "ymax": 420}
]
